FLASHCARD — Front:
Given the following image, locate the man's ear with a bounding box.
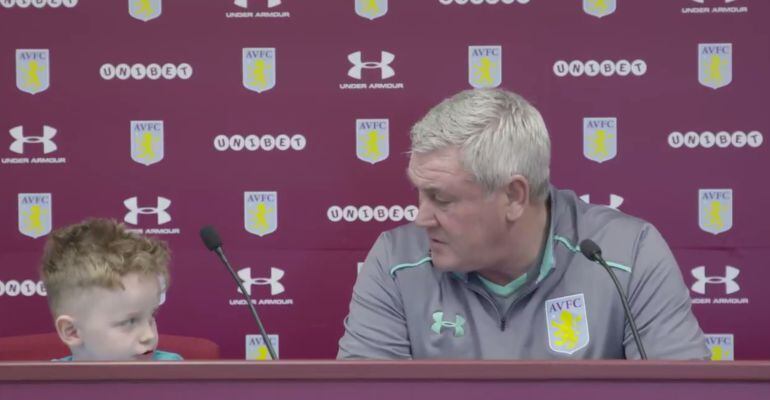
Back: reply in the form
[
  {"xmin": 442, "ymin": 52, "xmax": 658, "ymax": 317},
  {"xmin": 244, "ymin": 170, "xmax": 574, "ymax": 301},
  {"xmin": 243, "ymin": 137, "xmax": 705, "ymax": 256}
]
[
  {"xmin": 504, "ymin": 175, "xmax": 530, "ymax": 221},
  {"xmin": 55, "ymin": 315, "xmax": 82, "ymax": 348}
]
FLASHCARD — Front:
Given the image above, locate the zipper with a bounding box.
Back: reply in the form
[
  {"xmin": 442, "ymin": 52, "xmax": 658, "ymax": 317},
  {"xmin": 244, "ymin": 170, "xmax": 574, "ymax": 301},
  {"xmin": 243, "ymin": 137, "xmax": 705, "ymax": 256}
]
[
  {"xmin": 462, "ymin": 266, "xmax": 555, "ymax": 332},
  {"xmin": 463, "ymin": 283, "xmax": 507, "ymax": 331},
  {"xmin": 498, "ymin": 267, "xmax": 556, "ymax": 332}
]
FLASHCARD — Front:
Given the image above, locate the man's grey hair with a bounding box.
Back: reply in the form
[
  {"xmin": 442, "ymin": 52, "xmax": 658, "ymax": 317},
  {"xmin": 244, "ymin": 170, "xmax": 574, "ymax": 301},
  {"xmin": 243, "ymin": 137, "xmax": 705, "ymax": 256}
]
[{"xmin": 410, "ymin": 89, "xmax": 551, "ymax": 201}]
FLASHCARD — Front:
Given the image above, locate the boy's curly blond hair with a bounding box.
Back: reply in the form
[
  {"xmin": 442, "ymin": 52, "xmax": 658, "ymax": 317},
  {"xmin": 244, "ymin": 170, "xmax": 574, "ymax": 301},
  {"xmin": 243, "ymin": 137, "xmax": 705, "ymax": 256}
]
[{"xmin": 40, "ymin": 218, "xmax": 170, "ymax": 315}]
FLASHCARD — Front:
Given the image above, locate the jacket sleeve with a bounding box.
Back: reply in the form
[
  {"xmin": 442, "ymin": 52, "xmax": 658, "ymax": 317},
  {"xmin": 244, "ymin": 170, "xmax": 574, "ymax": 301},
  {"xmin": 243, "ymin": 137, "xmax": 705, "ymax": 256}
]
[
  {"xmin": 337, "ymin": 232, "xmax": 413, "ymax": 359},
  {"xmin": 623, "ymin": 224, "xmax": 710, "ymax": 360}
]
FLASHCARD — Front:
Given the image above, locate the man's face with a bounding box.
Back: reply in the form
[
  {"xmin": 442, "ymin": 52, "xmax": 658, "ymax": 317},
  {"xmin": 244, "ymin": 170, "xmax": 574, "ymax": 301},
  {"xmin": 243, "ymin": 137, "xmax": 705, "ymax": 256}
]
[
  {"xmin": 69, "ymin": 273, "xmax": 161, "ymax": 361},
  {"xmin": 407, "ymin": 146, "xmax": 510, "ymax": 272}
]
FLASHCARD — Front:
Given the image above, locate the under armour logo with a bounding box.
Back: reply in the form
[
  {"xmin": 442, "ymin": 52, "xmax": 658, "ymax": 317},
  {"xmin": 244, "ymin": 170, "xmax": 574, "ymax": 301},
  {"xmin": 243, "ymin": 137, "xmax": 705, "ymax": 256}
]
[
  {"xmin": 123, "ymin": 196, "xmax": 171, "ymax": 225},
  {"xmin": 237, "ymin": 267, "xmax": 285, "ymax": 296},
  {"xmin": 691, "ymin": 266, "xmax": 740, "ymax": 295},
  {"xmin": 580, "ymin": 194, "xmax": 624, "ymax": 209},
  {"xmin": 234, "ymin": 0, "xmax": 281, "ymax": 8},
  {"xmin": 431, "ymin": 311, "xmax": 465, "ymax": 337},
  {"xmin": 347, "ymin": 51, "xmax": 395, "ymax": 80},
  {"xmin": 9, "ymin": 125, "xmax": 57, "ymax": 154}
]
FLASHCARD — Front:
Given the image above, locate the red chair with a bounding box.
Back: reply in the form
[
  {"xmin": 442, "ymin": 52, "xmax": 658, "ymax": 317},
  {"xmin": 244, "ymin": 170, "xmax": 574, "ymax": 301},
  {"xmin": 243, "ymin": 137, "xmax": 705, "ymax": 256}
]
[{"xmin": 0, "ymin": 333, "xmax": 220, "ymax": 361}]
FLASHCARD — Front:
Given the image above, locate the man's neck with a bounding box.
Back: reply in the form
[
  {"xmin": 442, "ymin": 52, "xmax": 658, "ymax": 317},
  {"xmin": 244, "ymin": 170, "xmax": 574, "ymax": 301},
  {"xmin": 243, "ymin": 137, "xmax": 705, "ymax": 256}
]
[{"xmin": 478, "ymin": 198, "xmax": 550, "ymax": 286}]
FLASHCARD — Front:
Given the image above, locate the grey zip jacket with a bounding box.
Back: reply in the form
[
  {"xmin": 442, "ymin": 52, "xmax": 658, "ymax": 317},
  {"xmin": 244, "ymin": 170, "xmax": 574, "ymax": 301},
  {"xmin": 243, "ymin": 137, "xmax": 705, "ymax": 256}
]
[{"xmin": 338, "ymin": 186, "xmax": 708, "ymax": 360}]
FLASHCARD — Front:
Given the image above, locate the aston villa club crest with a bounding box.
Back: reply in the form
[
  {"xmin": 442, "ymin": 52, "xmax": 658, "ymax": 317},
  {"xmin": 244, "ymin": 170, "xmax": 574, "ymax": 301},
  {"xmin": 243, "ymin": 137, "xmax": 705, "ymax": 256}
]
[
  {"xmin": 243, "ymin": 48, "xmax": 276, "ymax": 93},
  {"xmin": 16, "ymin": 49, "xmax": 50, "ymax": 95},
  {"xmin": 699, "ymin": 189, "xmax": 732, "ymax": 235},
  {"xmin": 130, "ymin": 120, "xmax": 164, "ymax": 166},
  {"xmin": 545, "ymin": 294, "xmax": 589, "ymax": 355},
  {"xmin": 699, "ymin": 43, "xmax": 732, "ymax": 90},
  {"xmin": 468, "ymin": 46, "xmax": 502, "ymax": 89},
  {"xmin": 356, "ymin": 0, "xmax": 388, "ymax": 20},
  {"xmin": 356, "ymin": 119, "xmax": 389, "ymax": 164},
  {"xmin": 246, "ymin": 334, "xmax": 279, "ymax": 360},
  {"xmin": 129, "ymin": 0, "xmax": 162, "ymax": 22},
  {"xmin": 705, "ymin": 334, "xmax": 734, "ymax": 361},
  {"xmin": 583, "ymin": 118, "xmax": 617, "ymax": 163},
  {"xmin": 583, "ymin": 0, "xmax": 616, "ymax": 18},
  {"xmin": 244, "ymin": 191, "xmax": 278, "ymax": 236},
  {"xmin": 18, "ymin": 193, "xmax": 52, "ymax": 239}
]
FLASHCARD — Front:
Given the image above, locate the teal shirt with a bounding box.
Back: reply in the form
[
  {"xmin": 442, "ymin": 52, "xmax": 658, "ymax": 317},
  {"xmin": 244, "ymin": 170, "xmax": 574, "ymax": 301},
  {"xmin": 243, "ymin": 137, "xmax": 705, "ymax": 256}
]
[{"xmin": 53, "ymin": 350, "xmax": 183, "ymax": 361}]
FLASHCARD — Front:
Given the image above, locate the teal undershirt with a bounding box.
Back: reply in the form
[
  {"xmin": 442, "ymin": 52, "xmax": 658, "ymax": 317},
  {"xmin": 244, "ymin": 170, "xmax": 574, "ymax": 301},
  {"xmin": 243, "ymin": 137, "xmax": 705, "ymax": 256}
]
[{"xmin": 53, "ymin": 350, "xmax": 183, "ymax": 362}]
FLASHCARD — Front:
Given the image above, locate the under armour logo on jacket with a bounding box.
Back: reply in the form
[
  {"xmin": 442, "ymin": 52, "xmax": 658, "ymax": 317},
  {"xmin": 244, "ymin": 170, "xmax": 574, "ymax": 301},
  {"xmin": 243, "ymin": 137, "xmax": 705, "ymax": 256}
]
[{"xmin": 431, "ymin": 311, "xmax": 465, "ymax": 337}]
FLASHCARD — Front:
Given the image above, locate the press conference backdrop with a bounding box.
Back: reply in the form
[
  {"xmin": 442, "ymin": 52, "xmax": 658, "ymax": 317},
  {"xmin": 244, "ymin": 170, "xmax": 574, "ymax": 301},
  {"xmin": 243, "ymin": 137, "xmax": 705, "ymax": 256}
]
[{"xmin": 0, "ymin": 0, "xmax": 767, "ymax": 360}]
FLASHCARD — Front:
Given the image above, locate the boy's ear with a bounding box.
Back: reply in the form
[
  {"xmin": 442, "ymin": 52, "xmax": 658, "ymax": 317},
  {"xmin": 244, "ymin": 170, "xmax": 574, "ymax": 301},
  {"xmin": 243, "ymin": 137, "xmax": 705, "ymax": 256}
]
[{"xmin": 55, "ymin": 315, "xmax": 82, "ymax": 347}]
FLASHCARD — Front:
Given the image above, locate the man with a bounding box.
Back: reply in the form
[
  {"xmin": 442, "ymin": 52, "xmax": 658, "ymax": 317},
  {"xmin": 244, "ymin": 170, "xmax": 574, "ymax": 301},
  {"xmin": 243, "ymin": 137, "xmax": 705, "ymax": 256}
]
[{"xmin": 337, "ymin": 88, "xmax": 708, "ymax": 359}]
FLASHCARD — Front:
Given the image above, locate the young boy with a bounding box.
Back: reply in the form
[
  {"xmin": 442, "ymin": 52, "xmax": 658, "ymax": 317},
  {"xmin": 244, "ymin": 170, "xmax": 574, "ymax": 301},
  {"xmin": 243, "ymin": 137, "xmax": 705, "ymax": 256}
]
[{"xmin": 40, "ymin": 218, "xmax": 182, "ymax": 361}]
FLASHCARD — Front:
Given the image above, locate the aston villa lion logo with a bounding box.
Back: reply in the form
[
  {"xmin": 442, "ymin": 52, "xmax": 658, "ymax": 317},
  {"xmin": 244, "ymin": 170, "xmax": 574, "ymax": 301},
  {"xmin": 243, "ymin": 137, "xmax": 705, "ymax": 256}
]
[
  {"xmin": 356, "ymin": 119, "xmax": 389, "ymax": 164},
  {"xmin": 16, "ymin": 49, "xmax": 50, "ymax": 95},
  {"xmin": 699, "ymin": 189, "xmax": 732, "ymax": 235},
  {"xmin": 583, "ymin": 0, "xmax": 616, "ymax": 18},
  {"xmin": 699, "ymin": 43, "xmax": 732, "ymax": 89},
  {"xmin": 129, "ymin": 0, "xmax": 162, "ymax": 22},
  {"xmin": 545, "ymin": 294, "xmax": 590, "ymax": 355},
  {"xmin": 705, "ymin": 334, "xmax": 733, "ymax": 361},
  {"xmin": 468, "ymin": 46, "xmax": 501, "ymax": 89},
  {"xmin": 583, "ymin": 118, "xmax": 617, "ymax": 163},
  {"xmin": 18, "ymin": 193, "xmax": 52, "ymax": 239},
  {"xmin": 243, "ymin": 48, "xmax": 276, "ymax": 93},
  {"xmin": 130, "ymin": 120, "xmax": 164, "ymax": 166},
  {"xmin": 245, "ymin": 191, "xmax": 278, "ymax": 236},
  {"xmin": 356, "ymin": 0, "xmax": 388, "ymax": 20}
]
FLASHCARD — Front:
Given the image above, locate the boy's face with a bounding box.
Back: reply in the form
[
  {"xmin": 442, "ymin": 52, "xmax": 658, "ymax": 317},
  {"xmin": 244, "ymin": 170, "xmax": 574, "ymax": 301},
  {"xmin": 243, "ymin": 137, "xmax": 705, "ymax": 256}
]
[{"xmin": 66, "ymin": 272, "xmax": 162, "ymax": 361}]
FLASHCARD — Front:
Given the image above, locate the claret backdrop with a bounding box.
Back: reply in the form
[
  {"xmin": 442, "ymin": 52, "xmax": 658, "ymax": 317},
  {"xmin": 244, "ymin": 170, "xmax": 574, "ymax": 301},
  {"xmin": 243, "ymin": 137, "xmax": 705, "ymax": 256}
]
[{"xmin": 1, "ymin": 0, "xmax": 767, "ymax": 360}]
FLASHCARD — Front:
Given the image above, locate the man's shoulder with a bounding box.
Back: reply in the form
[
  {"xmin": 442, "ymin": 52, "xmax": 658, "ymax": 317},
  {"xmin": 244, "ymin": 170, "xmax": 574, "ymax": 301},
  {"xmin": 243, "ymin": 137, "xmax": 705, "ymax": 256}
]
[
  {"xmin": 554, "ymin": 188, "xmax": 650, "ymax": 239},
  {"xmin": 552, "ymin": 187, "xmax": 662, "ymax": 272},
  {"xmin": 369, "ymin": 223, "xmax": 433, "ymax": 278},
  {"xmin": 379, "ymin": 223, "xmax": 429, "ymax": 247}
]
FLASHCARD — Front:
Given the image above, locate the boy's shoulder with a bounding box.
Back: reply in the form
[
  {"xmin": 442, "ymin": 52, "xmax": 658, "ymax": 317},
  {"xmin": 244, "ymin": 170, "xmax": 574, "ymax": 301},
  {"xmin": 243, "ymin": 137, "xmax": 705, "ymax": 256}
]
[
  {"xmin": 51, "ymin": 350, "xmax": 183, "ymax": 362},
  {"xmin": 152, "ymin": 350, "xmax": 183, "ymax": 360}
]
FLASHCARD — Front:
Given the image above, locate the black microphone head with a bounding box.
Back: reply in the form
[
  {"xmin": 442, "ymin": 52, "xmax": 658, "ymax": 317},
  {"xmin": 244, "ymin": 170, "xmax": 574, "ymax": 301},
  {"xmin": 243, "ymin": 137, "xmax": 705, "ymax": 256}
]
[
  {"xmin": 579, "ymin": 239, "xmax": 602, "ymax": 262},
  {"xmin": 199, "ymin": 226, "xmax": 222, "ymax": 251}
]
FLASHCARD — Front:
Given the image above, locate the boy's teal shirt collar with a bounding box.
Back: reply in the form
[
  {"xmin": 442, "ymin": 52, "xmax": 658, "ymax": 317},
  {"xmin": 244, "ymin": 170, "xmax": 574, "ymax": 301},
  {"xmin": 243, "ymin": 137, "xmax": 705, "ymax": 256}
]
[{"xmin": 53, "ymin": 350, "xmax": 183, "ymax": 361}]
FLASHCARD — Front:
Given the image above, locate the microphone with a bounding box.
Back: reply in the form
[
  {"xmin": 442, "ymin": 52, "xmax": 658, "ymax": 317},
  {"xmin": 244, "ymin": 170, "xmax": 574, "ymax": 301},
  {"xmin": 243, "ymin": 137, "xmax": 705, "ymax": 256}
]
[
  {"xmin": 200, "ymin": 225, "xmax": 278, "ymax": 360},
  {"xmin": 579, "ymin": 239, "xmax": 648, "ymax": 360}
]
